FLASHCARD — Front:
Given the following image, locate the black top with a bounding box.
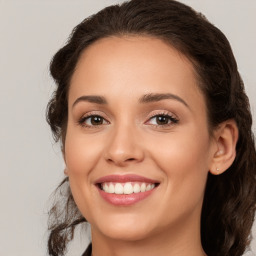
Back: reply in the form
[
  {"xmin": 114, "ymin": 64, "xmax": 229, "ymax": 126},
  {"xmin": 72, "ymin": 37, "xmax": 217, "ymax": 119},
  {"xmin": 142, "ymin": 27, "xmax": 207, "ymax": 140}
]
[{"xmin": 81, "ymin": 243, "xmax": 92, "ymax": 256}]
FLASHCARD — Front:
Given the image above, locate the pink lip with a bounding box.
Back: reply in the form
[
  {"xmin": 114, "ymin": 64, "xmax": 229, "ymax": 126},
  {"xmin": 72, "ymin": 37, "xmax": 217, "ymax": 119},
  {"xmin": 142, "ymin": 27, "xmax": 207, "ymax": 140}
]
[
  {"xmin": 95, "ymin": 174, "xmax": 160, "ymax": 206},
  {"xmin": 95, "ymin": 174, "xmax": 159, "ymax": 184}
]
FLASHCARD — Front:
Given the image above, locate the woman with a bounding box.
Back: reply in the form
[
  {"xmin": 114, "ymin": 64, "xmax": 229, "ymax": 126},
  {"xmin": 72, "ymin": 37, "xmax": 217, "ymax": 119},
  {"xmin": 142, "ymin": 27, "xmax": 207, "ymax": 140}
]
[{"xmin": 46, "ymin": 0, "xmax": 256, "ymax": 255}]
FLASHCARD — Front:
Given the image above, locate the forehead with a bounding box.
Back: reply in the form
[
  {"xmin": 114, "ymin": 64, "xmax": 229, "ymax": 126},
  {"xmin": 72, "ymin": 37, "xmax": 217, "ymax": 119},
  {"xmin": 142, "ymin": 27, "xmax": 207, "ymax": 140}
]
[
  {"xmin": 72, "ymin": 35, "xmax": 198, "ymax": 84},
  {"xmin": 69, "ymin": 36, "xmax": 205, "ymax": 112}
]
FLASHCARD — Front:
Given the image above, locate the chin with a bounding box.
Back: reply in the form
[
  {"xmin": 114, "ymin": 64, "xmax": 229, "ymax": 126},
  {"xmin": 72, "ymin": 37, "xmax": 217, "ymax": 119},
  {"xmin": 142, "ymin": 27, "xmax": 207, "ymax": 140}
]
[
  {"xmin": 92, "ymin": 214, "xmax": 156, "ymax": 242},
  {"xmin": 102, "ymin": 226, "xmax": 152, "ymax": 242}
]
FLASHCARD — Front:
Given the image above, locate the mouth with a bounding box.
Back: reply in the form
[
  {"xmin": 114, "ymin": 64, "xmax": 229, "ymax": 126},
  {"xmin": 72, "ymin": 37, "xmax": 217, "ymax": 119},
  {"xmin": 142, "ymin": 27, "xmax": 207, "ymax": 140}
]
[
  {"xmin": 96, "ymin": 182, "xmax": 159, "ymax": 194},
  {"xmin": 95, "ymin": 174, "xmax": 160, "ymax": 206}
]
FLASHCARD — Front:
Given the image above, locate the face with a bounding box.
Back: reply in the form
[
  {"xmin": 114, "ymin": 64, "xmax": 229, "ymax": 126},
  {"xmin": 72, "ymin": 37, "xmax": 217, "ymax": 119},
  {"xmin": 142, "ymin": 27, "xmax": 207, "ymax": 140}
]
[{"xmin": 65, "ymin": 36, "xmax": 215, "ymax": 242}]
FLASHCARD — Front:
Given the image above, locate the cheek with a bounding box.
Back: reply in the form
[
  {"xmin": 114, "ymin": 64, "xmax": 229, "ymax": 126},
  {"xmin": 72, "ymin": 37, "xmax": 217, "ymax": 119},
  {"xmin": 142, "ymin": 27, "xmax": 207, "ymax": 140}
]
[
  {"xmin": 64, "ymin": 127, "xmax": 103, "ymax": 176},
  {"xmin": 158, "ymin": 139, "xmax": 209, "ymax": 174},
  {"xmin": 148, "ymin": 126, "xmax": 210, "ymax": 203},
  {"xmin": 64, "ymin": 126, "xmax": 104, "ymax": 220},
  {"xmin": 150, "ymin": 126, "xmax": 210, "ymax": 173}
]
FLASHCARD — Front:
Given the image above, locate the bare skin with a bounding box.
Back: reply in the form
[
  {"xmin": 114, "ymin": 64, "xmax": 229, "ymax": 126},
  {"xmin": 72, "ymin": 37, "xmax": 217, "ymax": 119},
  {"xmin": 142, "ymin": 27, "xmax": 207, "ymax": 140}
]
[{"xmin": 64, "ymin": 36, "xmax": 238, "ymax": 256}]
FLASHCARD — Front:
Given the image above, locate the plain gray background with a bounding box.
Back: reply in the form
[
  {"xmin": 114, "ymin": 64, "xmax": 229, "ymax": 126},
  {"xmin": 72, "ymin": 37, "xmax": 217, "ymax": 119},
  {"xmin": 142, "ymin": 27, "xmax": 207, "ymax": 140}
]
[{"xmin": 0, "ymin": 0, "xmax": 255, "ymax": 255}]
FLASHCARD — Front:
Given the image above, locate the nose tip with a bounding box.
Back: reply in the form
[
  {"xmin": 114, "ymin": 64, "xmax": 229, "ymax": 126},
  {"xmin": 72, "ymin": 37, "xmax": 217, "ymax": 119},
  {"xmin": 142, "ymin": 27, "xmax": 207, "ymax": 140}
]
[{"xmin": 106, "ymin": 152, "xmax": 140, "ymax": 166}]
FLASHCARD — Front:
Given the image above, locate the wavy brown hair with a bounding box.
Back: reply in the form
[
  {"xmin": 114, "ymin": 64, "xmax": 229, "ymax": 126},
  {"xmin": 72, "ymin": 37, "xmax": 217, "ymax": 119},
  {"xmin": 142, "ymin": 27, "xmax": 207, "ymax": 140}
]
[{"xmin": 46, "ymin": 0, "xmax": 256, "ymax": 255}]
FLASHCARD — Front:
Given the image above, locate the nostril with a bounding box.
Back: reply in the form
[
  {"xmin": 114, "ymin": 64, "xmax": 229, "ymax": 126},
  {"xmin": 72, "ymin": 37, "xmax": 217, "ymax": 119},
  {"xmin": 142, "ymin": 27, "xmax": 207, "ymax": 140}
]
[
  {"xmin": 104, "ymin": 149, "xmax": 144, "ymax": 165},
  {"xmin": 126, "ymin": 158, "xmax": 136, "ymax": 161}
]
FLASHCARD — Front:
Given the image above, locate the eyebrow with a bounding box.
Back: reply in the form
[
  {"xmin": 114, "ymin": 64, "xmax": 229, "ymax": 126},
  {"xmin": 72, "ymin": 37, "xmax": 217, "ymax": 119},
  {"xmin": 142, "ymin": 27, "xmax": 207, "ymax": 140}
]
[
  {"xmin": 72, "ymin": 93, "xmax": 189, "ymax": 109},
  {"xmin": 139, "ymin": 93, "xmax": 189, "ymax": 108},
  {"xmin": 72, "ymin": 95, "xmax": 107, "ymax": 108}
]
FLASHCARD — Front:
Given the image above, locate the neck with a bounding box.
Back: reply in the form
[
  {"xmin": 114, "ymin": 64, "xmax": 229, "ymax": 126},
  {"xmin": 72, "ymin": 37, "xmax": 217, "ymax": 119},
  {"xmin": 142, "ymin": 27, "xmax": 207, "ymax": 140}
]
[{"xmin": 90, "ymin": 211, "xmax": 206, "ymax": 256}]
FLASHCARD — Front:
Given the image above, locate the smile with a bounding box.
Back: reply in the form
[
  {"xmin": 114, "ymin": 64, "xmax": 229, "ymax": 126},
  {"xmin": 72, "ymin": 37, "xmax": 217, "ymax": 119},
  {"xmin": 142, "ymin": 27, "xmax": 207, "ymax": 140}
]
[
  {"xmin": 95, "ymin": 174, "xmax": 160, "ymax": 206},
  {"xmin": 100, "ymin": 182, "xmax": 156, "ymax": 194}
]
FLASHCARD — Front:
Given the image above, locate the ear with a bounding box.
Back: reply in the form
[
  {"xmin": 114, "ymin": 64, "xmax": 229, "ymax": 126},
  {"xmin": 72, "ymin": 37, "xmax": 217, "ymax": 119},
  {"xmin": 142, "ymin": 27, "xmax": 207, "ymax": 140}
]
[
  {"xmin": 62, "ymin": 144, "xmax": 69, "ymax": 176},
  {"xmin": 62, "ymin": 161, "xmax": 69, "ymax": 176},
  {"xmin": 64, "ymin": 167, "xmax": 69, "ymax": 176},
  {"xmin": 209, "ymin": 119, "xmax": 239, "ymax": 175}
]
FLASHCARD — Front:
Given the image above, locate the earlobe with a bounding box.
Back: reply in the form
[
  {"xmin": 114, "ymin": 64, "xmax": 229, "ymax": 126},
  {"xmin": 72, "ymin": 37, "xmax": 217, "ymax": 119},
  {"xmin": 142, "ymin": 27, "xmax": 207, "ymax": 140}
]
[
  {"xmin": 64, "ymin": 167, "xmax": 69, "ymax": 176},
  {"xmin": 209, "ymin": 120, "xmax": 239, "ymax": 175},
  {"xmin": 62, "ymin": 157, "xmax": 69, "ymax": 176}
]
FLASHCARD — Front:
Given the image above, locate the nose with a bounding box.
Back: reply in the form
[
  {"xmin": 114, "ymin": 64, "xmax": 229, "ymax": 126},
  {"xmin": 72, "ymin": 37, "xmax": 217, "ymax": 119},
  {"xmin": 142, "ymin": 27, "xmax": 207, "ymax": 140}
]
[{"xmin": 104, "ymin": 124, "xmax": 144, "ymax": 166}]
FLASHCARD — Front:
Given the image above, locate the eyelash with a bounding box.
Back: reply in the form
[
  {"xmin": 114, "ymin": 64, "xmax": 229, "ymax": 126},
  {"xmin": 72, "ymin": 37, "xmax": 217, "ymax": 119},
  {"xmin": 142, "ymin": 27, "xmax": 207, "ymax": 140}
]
[
  {"xmin": 78, "ymin": 113, "xmax": 109, "ymax": 128},
  {"xmin": 146, "ymin": 112, "xmax": 179, "ymax": 127},
  {"xmin": 78, "ymin": 112, "xmax": 179, "ymax": 129}
]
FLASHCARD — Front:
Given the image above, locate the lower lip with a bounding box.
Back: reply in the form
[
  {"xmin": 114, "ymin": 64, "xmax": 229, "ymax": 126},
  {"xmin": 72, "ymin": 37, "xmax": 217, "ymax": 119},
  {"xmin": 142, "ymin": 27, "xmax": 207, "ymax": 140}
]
[{"xmin": 97, "ymin": 186, "xmax": 156, "ymax": 206}]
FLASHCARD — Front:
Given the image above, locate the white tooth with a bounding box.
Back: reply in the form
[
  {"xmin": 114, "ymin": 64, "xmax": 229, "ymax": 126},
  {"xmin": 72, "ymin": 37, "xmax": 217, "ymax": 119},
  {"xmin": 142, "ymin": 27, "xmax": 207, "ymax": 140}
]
[
  {"xmin": 123, "ymin": 183, "xmax": 133, "ymax": 194},
  {"xmin": 108, "ymin": 183, "xmax": 115, "ymax": 193},
  {"xmin": 133, "ymin": 183, "xmax": 141, "ymax": 193},
  {"xmin": 103, "ymin": 183, "xmax": 109, "ymax": 192},
  {"xmin": 146, "ymin": 184, "xmax": 152, "ymax": 191},
  {"xmin": 115, "ymin": 183, "xmax": 124, "ymax": 194},
  {"xmin": 141, "ymin": 183, "xmax": 146, "ymax": 192},
  {"xmin": 151, "ymin": 184, "xmax": 155, "ymax": 189}
]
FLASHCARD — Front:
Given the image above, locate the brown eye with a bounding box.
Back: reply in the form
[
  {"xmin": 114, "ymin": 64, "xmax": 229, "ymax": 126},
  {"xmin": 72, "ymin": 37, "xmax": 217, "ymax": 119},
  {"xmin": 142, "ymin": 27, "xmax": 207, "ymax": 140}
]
[
  {"xmin": 80, "ymin": 115, "xmax": 108, "ymax": 127},
  {"xmin": 147, "ymin": 114, "xmax": 179, "ymax": 126},
  {"xmin": 155, "ymin": 115, "xmax": 170, "ymax": 125},
  {"xmin": 90, "ymin": 116, "xmax": 104, "ymax": 125}
]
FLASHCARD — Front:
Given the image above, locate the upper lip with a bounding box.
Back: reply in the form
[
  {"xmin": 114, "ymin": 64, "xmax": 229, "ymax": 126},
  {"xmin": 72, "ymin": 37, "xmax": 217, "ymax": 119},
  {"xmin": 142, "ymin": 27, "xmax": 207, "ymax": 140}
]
[{"xmin": 95, "ymin": 174, "xmax": 160, "ymax": 184}]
